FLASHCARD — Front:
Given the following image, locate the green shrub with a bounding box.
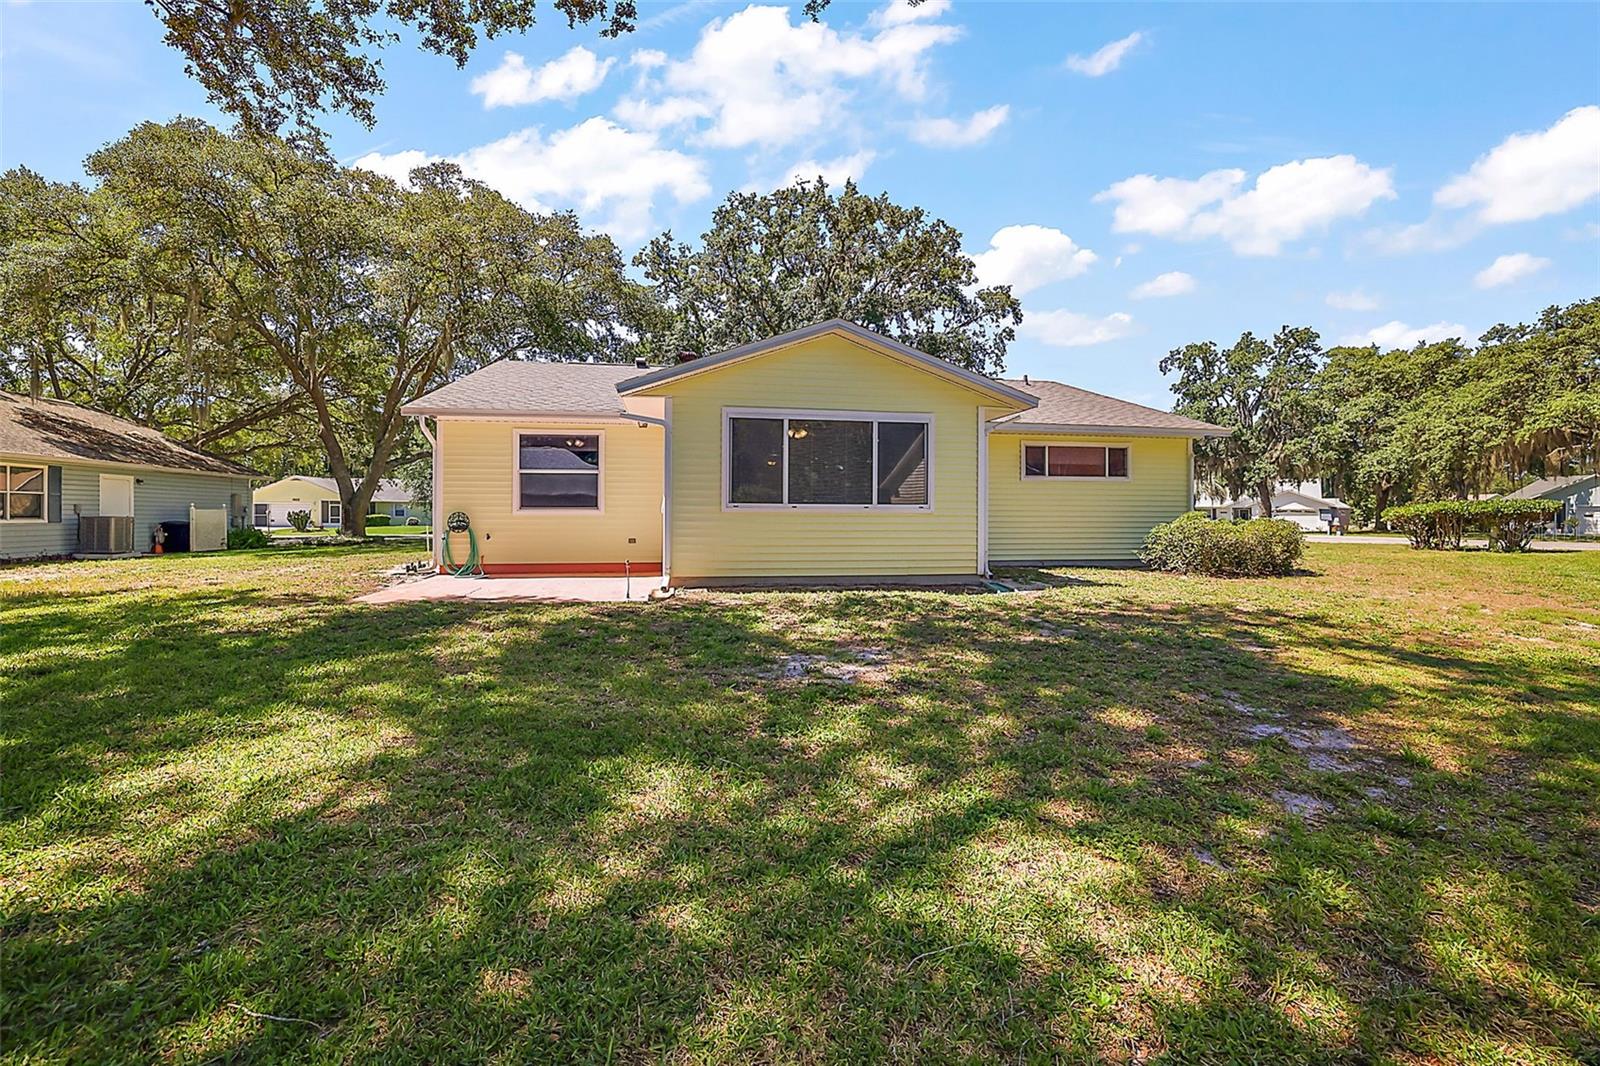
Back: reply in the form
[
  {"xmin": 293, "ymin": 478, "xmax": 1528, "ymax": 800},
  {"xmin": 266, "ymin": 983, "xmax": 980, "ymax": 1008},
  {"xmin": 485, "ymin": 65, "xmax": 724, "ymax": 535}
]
[
  {"xmin": 1140, "ymin": 511, "xmax": 1304, "ymax": 576},
  {"xmin": 365, "ymin": 513, "xmax": 391, "ymax": 527},
  {"xmin": 1474, "ymin": 498, "xmax": 1562, "ymax": 552},
  {"xmin": 1383, "ymin": 501, "xmax": 1469, "ymax": 550},
  {"xmin": 226, "ymin": 526, "xmax": 271, "ymax": 549},
  {"xmin": 1381, "ymin": 498, "xmax": 1560, "ymax": 552},
  {"xmin": 286, "ymin": 509, "xmax": 312, "ymax": 532}
]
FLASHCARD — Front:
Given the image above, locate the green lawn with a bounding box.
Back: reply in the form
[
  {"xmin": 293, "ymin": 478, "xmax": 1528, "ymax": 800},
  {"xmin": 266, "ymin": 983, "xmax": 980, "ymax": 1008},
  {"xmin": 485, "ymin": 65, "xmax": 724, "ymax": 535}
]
[{"xmin": 3, "ymin": 544, "xmax": 1597, "ymax": 1063}]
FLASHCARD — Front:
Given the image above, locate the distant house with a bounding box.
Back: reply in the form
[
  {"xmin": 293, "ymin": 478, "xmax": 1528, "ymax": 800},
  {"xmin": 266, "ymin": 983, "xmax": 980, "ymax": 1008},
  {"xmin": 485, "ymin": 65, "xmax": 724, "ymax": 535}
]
[
  {"xmin": 1195, "ymin": 481, "xmax": 1353, "ymax": 532},
  {"xmin": 0, "ymin": 392, "xmax": 254, "ymax": 560},
  {"xmin": 252, "ymin": 476, "xmax": 428, "ymax": 528},
  {"xmin": 1504, "ymin": 474, "xmax": 1600, "ymax": 535}
]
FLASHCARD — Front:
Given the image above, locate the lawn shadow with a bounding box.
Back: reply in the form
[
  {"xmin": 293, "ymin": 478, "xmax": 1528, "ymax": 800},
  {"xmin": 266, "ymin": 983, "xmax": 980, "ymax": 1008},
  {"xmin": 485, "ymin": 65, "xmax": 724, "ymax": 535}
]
[{"xmin": 3, "ymin": 563, "xmax": 1596, "ymax": 1062}]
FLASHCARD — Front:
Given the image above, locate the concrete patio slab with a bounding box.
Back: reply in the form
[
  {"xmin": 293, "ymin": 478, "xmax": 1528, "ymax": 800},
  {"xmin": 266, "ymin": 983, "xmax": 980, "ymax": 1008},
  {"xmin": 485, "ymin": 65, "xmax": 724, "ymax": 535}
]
[{"xmin": 358, "ymin": 574, "xmax": 649, "ymax": 604}]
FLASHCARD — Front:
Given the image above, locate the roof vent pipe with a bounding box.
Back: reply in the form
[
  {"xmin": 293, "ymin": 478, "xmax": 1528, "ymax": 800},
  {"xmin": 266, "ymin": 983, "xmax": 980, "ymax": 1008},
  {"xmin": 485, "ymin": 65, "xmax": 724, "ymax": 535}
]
[
  {"xmin": 634, "ymin": 356, "xmax": 648, "ymax": 369},
  {"xmin": 1023, "ymin": 374, "xmax": 1030, "ymax": 385}
]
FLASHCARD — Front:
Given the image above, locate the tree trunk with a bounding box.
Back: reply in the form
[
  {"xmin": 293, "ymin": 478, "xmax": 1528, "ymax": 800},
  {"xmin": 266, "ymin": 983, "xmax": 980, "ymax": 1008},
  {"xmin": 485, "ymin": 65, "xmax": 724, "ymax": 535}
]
[
  {"xmin": 341, "ymin": 483, "xmax": 377, "ymax": 537},
  {"xmin": 1256, "ymin": 478, "xmax": 1275, "ymax": 518},
  {"xmin": 1373, "ymin": 484, "xmax": 1391, "ymax": 531}
]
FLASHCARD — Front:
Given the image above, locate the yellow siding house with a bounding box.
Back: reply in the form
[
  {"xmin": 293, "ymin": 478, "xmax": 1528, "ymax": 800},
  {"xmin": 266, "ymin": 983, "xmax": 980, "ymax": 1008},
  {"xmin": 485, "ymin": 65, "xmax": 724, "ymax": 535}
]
[{"xmin": 402, "ymin": 321, "xmax": 1226, "ymax": 584}]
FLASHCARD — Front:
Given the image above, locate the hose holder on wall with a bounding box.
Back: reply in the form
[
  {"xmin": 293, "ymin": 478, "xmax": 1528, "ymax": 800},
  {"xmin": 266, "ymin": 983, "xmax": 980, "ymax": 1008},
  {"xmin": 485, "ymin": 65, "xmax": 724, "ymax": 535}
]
[{"xmin": 442, "ymin": 511, "xmax": 484, "ymax": 578}]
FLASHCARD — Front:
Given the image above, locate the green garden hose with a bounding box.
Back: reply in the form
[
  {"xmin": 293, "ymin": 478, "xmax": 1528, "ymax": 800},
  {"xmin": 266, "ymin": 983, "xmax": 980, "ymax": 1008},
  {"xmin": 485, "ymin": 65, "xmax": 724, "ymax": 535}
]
[{"xmin": 442, "ymin": 511, "xmax": 484, "ymax": 577}]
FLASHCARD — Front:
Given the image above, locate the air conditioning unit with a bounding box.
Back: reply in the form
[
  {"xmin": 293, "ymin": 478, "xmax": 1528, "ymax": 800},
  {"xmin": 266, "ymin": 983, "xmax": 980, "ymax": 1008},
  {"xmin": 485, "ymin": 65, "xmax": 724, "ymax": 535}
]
[{"xmin": 78, "ymin": 515, "xmax": 135, "ymax": 555}]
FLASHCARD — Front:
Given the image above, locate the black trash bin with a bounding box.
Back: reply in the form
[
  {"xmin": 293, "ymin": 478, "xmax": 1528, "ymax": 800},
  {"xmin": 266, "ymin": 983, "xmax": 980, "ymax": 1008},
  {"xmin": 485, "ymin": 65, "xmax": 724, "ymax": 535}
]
[{"xmin": 159, "ymin": 521, "xmax": 192, "ymax": 552}]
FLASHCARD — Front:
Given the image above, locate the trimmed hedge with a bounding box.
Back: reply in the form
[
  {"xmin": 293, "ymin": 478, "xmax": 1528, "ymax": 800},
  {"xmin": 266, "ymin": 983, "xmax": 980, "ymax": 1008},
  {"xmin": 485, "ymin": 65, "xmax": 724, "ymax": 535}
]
[
  {"xmin": 1140, "ymin": 511, "xmax": 1305, "ymax": 576},
  {"xmin": 1381, "ymin": 498, "xmax": 1561, "ymax": 552},
  {"xmin": 365, "ymin": 513, "xmax": 391, "ymax": 527}
]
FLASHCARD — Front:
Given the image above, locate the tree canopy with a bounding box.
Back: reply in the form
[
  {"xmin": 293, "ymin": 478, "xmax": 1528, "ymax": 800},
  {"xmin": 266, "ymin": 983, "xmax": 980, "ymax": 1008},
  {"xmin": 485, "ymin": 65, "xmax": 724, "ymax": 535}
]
[
  {"xmin": 1, "ymin": 119, "xmax": 652, "ymax": 533},
  {"xmin": 146, "ymin": 0, "xmax": 843, "ymax": 136},
  {"xmin": 636, "ymin": 179, "xmax": 1022, "ymax": 375},
  {"xmin": 1160, "ymin": 326, "xmax": 1320, "ymax": 516},
  {"xmin": 1171, "ymin": 299, "xmax": 1599, "ymax": 521}
]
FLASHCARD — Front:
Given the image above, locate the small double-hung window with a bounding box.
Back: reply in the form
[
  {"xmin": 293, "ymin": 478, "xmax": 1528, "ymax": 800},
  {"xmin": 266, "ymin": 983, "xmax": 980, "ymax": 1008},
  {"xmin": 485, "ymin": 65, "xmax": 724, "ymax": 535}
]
[
  {"xmin": 517, "ymin": 432, "xmax": 601, "ymax": 510},
  {"xmin": 1, "ymin": 465, "xmax": 46, "ymax": 521},
  {"xmin": 725, "ymin": 411, "xmax": 931, "ymax": 509},
  {"xmin": 1021, "ymin": 444, "xmax": 1130, "ymax": 480}
]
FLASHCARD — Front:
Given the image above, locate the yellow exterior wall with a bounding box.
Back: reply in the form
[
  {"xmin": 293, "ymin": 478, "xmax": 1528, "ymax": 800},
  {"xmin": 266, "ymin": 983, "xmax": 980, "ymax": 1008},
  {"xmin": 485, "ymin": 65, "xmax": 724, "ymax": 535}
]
[
  {"xmin": 253, "ymin": 477, "xmax": 338, "ymax": 504},
  {"xmin": 636, "ymin": 334, "xmax": 1002, "ymax": 580},
  {"xmin": 987, "ymin": 433, "xmax": 1192, "ymax": 562},
  {"xmin": 437, "ymin": 418, "xmax": 663, "ymax": 570}
]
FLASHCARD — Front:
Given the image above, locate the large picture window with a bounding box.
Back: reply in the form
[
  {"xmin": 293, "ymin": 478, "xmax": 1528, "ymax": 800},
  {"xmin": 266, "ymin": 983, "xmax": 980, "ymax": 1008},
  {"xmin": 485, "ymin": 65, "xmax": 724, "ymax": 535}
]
[
  {"xmin": 2, "ymin": 465, "xmax": 46, "ymax": 521},
  {"xmin": 1022, "ymin": 443, "xmax": 1130, "ymax": 480},
  {"xmin": 725, "ymin": 410, "xmax": 931, "ymax": 509},
  {"xmin": 517, "ymin": 432, "xmax": 601, "ymax": 510}
]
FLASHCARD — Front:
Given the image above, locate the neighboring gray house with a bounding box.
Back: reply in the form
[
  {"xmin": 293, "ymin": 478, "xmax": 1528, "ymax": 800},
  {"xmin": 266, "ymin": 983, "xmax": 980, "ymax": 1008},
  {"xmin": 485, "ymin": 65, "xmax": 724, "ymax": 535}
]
[
  {"xmin": 1195, "ymin": 481, "xmax": 1354, "ymax": 532},
  {"xmin": 0, "ymin": 392, "xmax": 255, "ymax": 560},
  {"xmin": 1505, "ymin": 474, "xmax": 1600, "ymax": 535}
]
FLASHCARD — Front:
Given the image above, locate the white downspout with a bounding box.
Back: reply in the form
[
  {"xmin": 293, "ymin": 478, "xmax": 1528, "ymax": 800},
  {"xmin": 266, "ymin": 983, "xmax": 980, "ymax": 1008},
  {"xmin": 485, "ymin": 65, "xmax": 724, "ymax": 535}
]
[
  {"xmin": 977, "ymin": 407, "xmax": 991, "ymax": 578},
  {"xmin": 1186, "ymin": 437, "xmax": 1195, "ymax": 513},
  {"xmin": 413, "ymin": 415, "xmax": 440, "ymax": 571},
  {"xmin": 630, "ymin": 404, "xmax": 672, "ymax": 589}
]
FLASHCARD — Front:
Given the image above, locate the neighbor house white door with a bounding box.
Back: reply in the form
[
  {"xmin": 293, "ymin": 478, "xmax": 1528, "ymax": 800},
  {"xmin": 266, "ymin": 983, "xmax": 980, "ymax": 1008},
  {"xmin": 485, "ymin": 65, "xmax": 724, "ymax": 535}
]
[{"xmin": 99, "ymin": 474, "xmax": 134, "ymax": 517}]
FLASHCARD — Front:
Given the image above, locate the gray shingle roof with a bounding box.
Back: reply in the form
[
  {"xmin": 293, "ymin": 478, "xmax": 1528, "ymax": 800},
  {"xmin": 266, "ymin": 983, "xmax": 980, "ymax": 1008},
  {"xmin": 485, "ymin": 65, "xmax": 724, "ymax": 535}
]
[
  {"xmin": 402, "ymin": 360, "xmax": 637, "ymax": 417},
  {"xmin": 1504, "ymin": 474, "xmax": 1599, "ymax": 499},
  {"xmin": 993, "ymin": 379, "xmax": 1228, "ymax": 436},
  {"xmin": 277, "ymin": 476, "xmax": 416, "ymax": 502},
  {"xmin": 400, "ymin": 343, "xmax": 1227, "ymax": 439},
  {"xmin": 0, "ymin": 392, "xmax": 255, "ymax": 476}
]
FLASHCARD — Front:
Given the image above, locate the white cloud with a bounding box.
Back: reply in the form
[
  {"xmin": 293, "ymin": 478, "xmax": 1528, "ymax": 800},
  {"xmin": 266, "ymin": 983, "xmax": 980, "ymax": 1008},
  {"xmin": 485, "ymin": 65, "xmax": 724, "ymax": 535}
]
[
  {"xmin": 1325, "ymin": 289, "xmax": 1380, "ymax": 311},
  {"xmin": 1065, "ymin": 31, "xmax": 1143, "ymax": 77},
  {"xmin": 972, "ymin": 225, "xmax": 1097, "ymax": 295},
  {"xmin": 1025, "ymin": 309, "xmax": 1136, "ymax": 348},
  {"xmin": 471, "ymin": 47, "xmax": 615, "ymax": 107},
  {"xmin": 1130, "ymin": 271, "xmax": 1195, "ymax": 299},
  {"xmin": 1473, "ymin": 252, "xmax": 1551, "ymax": 289},
  {"xmin": 353, "ymin": 118, "xmax": 710, "ymax": 241},
  {"xmin": 1096, "ymin": 155, "xmax": 1395, "ymax": 256},
  {"xmin": 1436, "ymin": 106, "xmax": 1600, "ymax": 224},
  {"xmin": 1340, "ymin": 320, "xmax": 1469, "ymax": 349},
  {"xmin": 872, "ymin": 0, "xmax": 951, "ymax": 27},
  {"xmin": 909, "ymin": 104, "xmax": 1009, "ymax": 148},
  {"xmin": 614, "ymin": 3, "xmax": 962, "ymax": 150}
]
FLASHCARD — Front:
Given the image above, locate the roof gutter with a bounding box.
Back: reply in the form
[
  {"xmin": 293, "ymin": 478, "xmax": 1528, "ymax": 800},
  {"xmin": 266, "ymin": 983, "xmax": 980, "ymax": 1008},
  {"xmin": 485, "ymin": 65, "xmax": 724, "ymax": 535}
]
[
  {"xmin": 399, "ymin": 408, "xmax": 638, "ymax": 421},
  {"xmin": 989, "ymin": 421, "xmax": 1232, "ymax": 439}
]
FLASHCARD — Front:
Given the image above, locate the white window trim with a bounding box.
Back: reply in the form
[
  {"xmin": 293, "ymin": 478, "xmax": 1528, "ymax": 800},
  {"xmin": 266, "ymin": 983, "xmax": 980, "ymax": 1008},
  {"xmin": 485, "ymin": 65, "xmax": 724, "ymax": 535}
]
[
  {"xmin": 510, "ymin": 427, "xmax": 605, "ymax": 514},
  {"xmin": 1019, "ymin": 441, "xmax": 1133, "ymax": 482},
  {"xmin": 721, "ymin": 407, "xmax": 935, "ymax": 512},
  {"xmin": 322, "ymin": 499, "xmax": 342, "ymax": 527},
  {"xmin": 1, "ymin": 464, "xmax": 48, "ymax": 523}
]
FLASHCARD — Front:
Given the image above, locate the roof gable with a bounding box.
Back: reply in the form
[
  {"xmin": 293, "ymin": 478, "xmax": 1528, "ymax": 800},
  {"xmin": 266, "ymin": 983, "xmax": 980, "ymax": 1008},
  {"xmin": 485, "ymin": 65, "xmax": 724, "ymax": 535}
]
[{"xmin": 617, "ymin": 320, "xmax": 1038, "ymax": 412}]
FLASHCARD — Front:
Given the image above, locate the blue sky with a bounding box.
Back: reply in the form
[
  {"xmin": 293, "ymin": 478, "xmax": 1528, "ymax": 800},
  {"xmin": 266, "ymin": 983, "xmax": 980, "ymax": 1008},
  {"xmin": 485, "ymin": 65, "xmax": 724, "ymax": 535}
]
[{"xmin": 4, "ymin": 0, "xmax": 1598, "ymax": 405}]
